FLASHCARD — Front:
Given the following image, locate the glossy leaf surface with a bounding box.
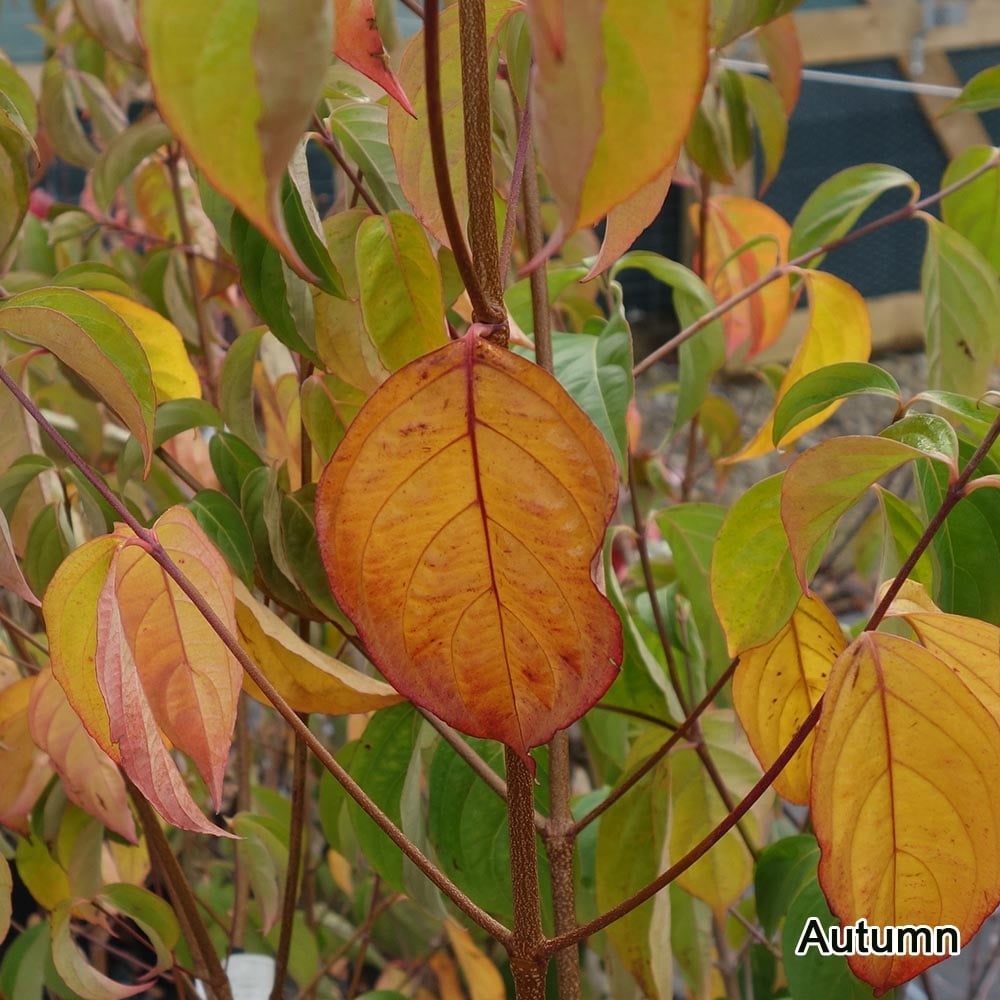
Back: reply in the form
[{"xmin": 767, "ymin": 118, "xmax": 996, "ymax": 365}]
[{"xmin": 317, "ymin": 332, "xmax": 621, "ymax": 760}]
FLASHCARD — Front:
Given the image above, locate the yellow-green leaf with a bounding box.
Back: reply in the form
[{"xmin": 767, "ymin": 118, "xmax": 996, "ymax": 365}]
[
  {"xmin": 234, "ymin": 579, "xmax": 403, "ymax": 715},
  {"xmin": 0, "ymin": 678, "xmax": 53, "ymax": 833},
  {"xmin": 87, "ymin": 291, "xmax": 201, "ymax": 403},
  {"xmin": 723, "ymin": 270, "xmax": 871, "ymax": 463},
  {"xmin": 530, "ymin": 0, "xmax": 707, "ymax": 237},
  {"xmin": 0, "ymin": 854, "xmax": 10, "ymax": 944},
  {"xmin": 733, "ymin": 595, "xmax": 844, "ymax": 804},
  {"xmin": 813, "ymin": 632, "xmax": 1000, "ymax": 993},
  {"xmin": 0, "ymin": 287, "xmax": 157, "ymax": 473},
  {"xmin": 141, "ymin": 0, "xmax": 332, "ymax": 278},
  {"xmin": 670, "ymin": 711, "xmax": 772, "ymax": 916},
  {"xmin": 316, "ymin": 332, "xmax": 622, "ymax": 760},
  {"xmin": 780, "ymin": 436, "xmax": 924, "ymax": 590}
]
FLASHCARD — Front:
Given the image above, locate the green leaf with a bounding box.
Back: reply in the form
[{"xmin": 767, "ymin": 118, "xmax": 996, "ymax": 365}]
[
  {"xmin": 783, "ymin": 880, "xmax": 885, "ymax": 1000},
  {"xmin": 326, "ymin": 103, "xmax": 405, "ymax": 213},
  {"xmin": 281, "ymin": 485, "xmax": 348, "ymax": 626},
  {"xmin": 141, "ymin": 0, "xmax": 332, "ymax": 277},
  {"xmin": 549, "ymin": 322, "xmax": 632, "ymax": 475},
  {"xmin": 231, "ymin": 813, "xmax": 290, "ymax": 934},
  {"xmin": 789, "ymin": 164, "xmax": 918, "ymax": 266},
  {"xmin": 428, "ymin": 735, "xmax": 551, "ymax": 927},
  {"xmin": 907, "ymin": 389, "xmax": 1000, "ymax": 439},
  {"xmin": 23, "ymin": 503, "xmax": 73, "ymax": 598},
  {"xmin": 601, "ymin": 528, "xmax": 678, "ymax": 726},
  {"xmin": 879, "ymin": 413, "xmax": 958, "ymax": 469},
  {"xmin": 739, "ymin": 71, "xmax": 788, "ymax": 192},
  {"xmin": 95, "ymin": 883, "xmax": 180, "ymax": 974},
  {"xmin": 188, "ymin": 489, "xmax": 255, "ymax": 587},
  {"xmin": 921, "ymin": 215, "xmax": 1000, "ymax": 397},
  {"xmin": 917, "ymin": 441, "xmax": 1000, "ymax": 625},
  {"xmin": 219, "ymin": 327, "xmax": 266, "ymax": 453},
  {"xmin": 781, "ymin": 436, "xmax": 927, "ymax": 589},
  {"xmin": 711, "ymin": 0, "xmax": 805, "ymax": 46},
  {"xmin": 755, "ymin": 834, "xmax": 820, "ymax": 938},
  {"xmin": 300, "ymin": 372, "xmax": 368, "ymax": 463},
  {"xmin": 945, "ymin": 65, "xmax": 1000, "ymax": 114},
  {"xmin": 0, "ymin": 919, "xmax": 48, "ymax": 1000},
  {"xmin": 0, "ymin": 123, "xmax": 29, "ymax": 260},
  {"xmin": 595, "ymin": 730, "xmax": 672, "ymax": 999},
  {"xmin": 772, "ymin": 362, "xmax": 901, "ymax": 444},
  {"xmin": 92, "ymin": 117, "xmax": 173, "ymax": 212},
  {"xmin": 656, "ymin": 503, "xmax": 729, "ymax": 679},
  {"xmin": 0, "ymin": 854, "xmax": 10, "ymax": 943},
  {"xmin": 614, "ymin": 252, "xmax": 725, "ymax": 431},
  {"xmin": 356, "ymin": 211, "xmax": 447, "ymax": 372},
  {"xmin": 40, "ymin": 60, "xmax": 100, "ymax": 168},
  {"xmin": 49, "ymin": 262, "xmax": 135, "ymax": 297},
  {"xmin": 504, "ymin": 265, "xmax": 589, "ymax": 334},
  {"xmin": 0, "ymin": 455, "xmax": 55, "ymax": 522},
  {"xmin": 941, "ymin": 145, "xmax": 1000, "ymax": 273},
  {"xmin": 0, "ymin": 287, "xmax": 157, "ymax": 473},
  {"xmin": 241, "ymin": 465, "xmax": 317, "ymax": 618},
  {"xmin": 230, "ymin": 211, "xmax": 318, "ymax": 362},
  {"xmin": 118, "ymin": 397, "xmax": 223, "ymax": 486},
  {"xmin": 875, "ymin": 487, "xmax": 934, "ymax": 593},
  {"xmin": 210, "ymin": 431, "xmax": 265, "ymax": 503},
  {"xmin": 711, "ymin": 474, "xmax": 800, "ymax": 654},
  {"xmin": 0, "ymin": 59, "xmax": 38, "ymax": 138},
  {"xmin": 344, "ymin": 704, "xmax": 422, "ymax": 893}
]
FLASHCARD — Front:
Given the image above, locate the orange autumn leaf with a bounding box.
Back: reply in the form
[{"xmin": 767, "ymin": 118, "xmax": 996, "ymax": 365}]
[
  {"xmin": 732, "ymin": 594, "xmax": 844, "ymax": 803},
  {"xmin": 0, "ymin": 677, "xmax": 53, "ymax": 833},
  {"xmin": 28, "ymin": 666, "xmax": 137, "ymax": 843},
  {"xmin": 812, "ymin": 632, "xmax": 1000, "ymax": 993},
  {"xmin": 694, "ymin": 195, "xmax": 791, "ymax": 357},
  {"xmin": 333, "ymin": 0, "xmax": 414, "ymax": 116},
  {"xmin": 316, "ymin": 331, "xmax": 622, "ymax": 762}
]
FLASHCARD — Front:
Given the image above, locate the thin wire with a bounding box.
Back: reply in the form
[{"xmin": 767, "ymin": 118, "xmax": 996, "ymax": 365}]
[{"xmin": 720, "ymin": 57, "xmax": 962, "ymax": 99}]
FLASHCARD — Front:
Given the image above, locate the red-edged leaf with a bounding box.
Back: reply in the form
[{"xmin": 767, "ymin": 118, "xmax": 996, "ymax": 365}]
[
  {"xmin": 316, "ymin": 332, "xmax": 621, "ymax": 762},
  {"xmin": 334, "ymin": 0, "xmax": 414, "ymax": 116}
]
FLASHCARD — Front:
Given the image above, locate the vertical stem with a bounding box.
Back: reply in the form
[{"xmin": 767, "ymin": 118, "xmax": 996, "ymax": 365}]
[
  {"xmin": 504, "ymin": 749, "xmax": 547, "ymax": 999},
  {"xmin": 131, "ymin": 787, "xmax": 233, "ymax": 1000},
  {"xmin": 519, "ymin": 119, "xmax": 552, "ymax": 372},
  {"xmin": 229, "ymin": 697, "xmax": 252, "ymax": 951},
  {"xmin": 546, "ymin": 734, "xmax": 581, "ymax": 1000},
  {"xmin": 165, "ymin": 147, "xmax": 218, "ymax": 406},
  {"xmin": 458, "ymin": 0, "xmax": 506, "ymax": 331}
]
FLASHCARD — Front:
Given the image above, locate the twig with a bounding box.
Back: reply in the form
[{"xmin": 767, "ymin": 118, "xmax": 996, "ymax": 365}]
[
  {"xmin": 311, "ymin": 117, "xmax": 380, "ymax": 215},
  {"xmin": 423, "ymin": 0, "xmax": 489, "ymax": 320},
  {"xmin": 498, "ymin": 87, "xmax": 532, "ymax": 282}
]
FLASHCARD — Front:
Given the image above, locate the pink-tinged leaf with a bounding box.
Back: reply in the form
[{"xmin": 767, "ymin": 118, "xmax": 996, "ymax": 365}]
[
  {"xmin": 0, "ymin": 677, "xmax": 53, "ymax": 833},
  {"xmin": 529, "ymin": 0, "xmax": 708, "ymax": 236},
  {"xmin": 0, "ymin": 505, "xmax": 39, "ymax": 605},
  {"xmin": 781, "ymin": 436, "xmax": 924, "ymax": 590},
  {"xmin": 28, "ymin": 667, "xmax": 137, "ymax": 844},
  {"xmin": 526, "ymin": 0, "xmax": 565, "ymax": 56},
  {"xmin": 585, "ymin": 164, "xmax": 674, "ymax": 280},
  {"xmin": 107, "ymin": 507, "xmax": 242, "ymax": 811},
  {"xmin": 96, "ymin": 554, "xmax": 233, "ymax": 838},
  {"xmin": 51, "ymin": 900, "xmax": 152, "ymax": 999},
  {"xmin": 334, "ymin": 0, "xmax": 414, "ymax": 116},
  {"xmin": 757, "ymin": 14, "xmax": 802, "ymax": 115}
]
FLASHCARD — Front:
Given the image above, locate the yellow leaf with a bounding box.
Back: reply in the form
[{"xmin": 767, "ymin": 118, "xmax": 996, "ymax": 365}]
[
  {"xmin": 530, "ymin": 0, "xmax": 708, "ymax": 235},
  {"xmin": 732, "ymin": 594, "xmax": 844, "ymax": 804},
  {"xmin": 28, "ymin": 666, "xmax": 137, "ymax": 843},
  {"xmin": 444, "ymin": 917, "xmax": 506, "ymax": 1000},
  {"xmin": 694, "ymin": 195, "xmax": 791, "ymax": 357},
  {"xmin": 87, "ymin": 292, "xmax": 201, "ymax": 403},
  {"xmin": 141, "ymin": 0, "xmax": 331, "ymax": 277},
  {"xmin": 234, "ymin": 579, "xmax": 403, "ymax": 715},
  {"xmin": 670, "ymin": 712, "xmax": 772, "ymax": 917},
  {"xmin": 316, "ymin": 332, "xmax": 622, "ymax": 761},
  {"xmin": 724, "ymin": 270, "xmax": 871, "ymax": 463},
  {"xmin": 813, "ymin": 632, "xmax": 1000, "ymax": 993},
  {"xmin": 879, "ymin": 578, "xmax": 942, "ymax": 616},
  {"xmin": 0, "ymin": 677, "xmax": 53, "ymax": 834}
]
